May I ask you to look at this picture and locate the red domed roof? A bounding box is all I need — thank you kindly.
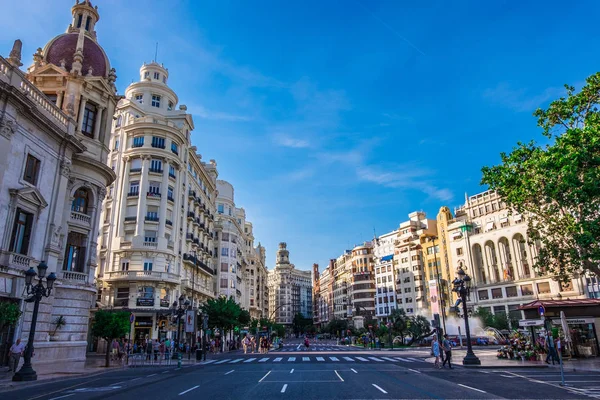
[45,33,108,77]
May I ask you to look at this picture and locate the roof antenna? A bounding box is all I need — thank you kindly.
[154,42,158,62]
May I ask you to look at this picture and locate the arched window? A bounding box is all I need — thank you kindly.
[72,188,90,214]
[85,16,92,31]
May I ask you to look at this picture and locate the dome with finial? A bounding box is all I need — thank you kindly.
[40,0,109,77]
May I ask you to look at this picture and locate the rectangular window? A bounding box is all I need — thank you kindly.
[121,260,129,271]
[144,231,157,243]
[63,232,86,272]
[153,72,160,80]
[491,288,503,299]
[168,101,173,111]
[132,136,144,147]
[537,282,551,294]
[478,289,489,300]
[221,263,229,272]
[220,279,228,288]
[151,95,161,108]
[506,286,518,297]
[129,181,140,196]
[221,247,229,256]
[217,204,224,214]
[521,284,534,296]
[23,154,41,185]
[151,136,165,149]
[171,142,178,155]
[456,247,464,256]
[148,181,161,196]
[222,233,229,242]
[10,209,34,255]
[150,159,162,173]
[143,262,153,271]
[169,165,176,178]
[167,186,174,201]
[81,103,97,137]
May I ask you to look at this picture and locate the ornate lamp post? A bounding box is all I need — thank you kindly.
[452,267,481,365]
[13,262,57,381]
[171,294,190,359]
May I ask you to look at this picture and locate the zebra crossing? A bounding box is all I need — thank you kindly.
[200,355,424,366]
[277,345,356,352]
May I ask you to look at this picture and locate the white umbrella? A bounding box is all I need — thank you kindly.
[560,311,572,355]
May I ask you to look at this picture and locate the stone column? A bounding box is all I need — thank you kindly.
[135,156,150,237]
[93,105,104,140]
[56,90,64,109]
[77,96,87,133]
[158,159,169,240]
[118,156,130,237]
[171,163,181,243]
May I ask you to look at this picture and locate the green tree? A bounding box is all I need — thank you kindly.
[325,318,348,337]
[0,302,22,332]
[91,310,130,367]
[238,309,251,327]
[406,315,432,345]
[481,72,600,280]
[272,323,285,338]
[292,313,313,336]
[473,308,510,331]
[201,296,242,350]
[389,308,408,340]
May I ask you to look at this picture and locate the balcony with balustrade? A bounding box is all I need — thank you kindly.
[103,270,180,284]
[70,211,92,229]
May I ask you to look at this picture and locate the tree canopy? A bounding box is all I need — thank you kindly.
[481,72,600,280]
[91,310,130,367]
[201,296,242,331]
[472,308,510,331]
[0,302,21,332]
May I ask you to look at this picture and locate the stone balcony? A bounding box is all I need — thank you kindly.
[60,270,89,284]
[181,278,215,298]
[0,250,34,273]
[103,270,180,284]
[70,211,92,229]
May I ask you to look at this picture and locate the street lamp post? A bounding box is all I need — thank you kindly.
[452,267,480,365]
[171,295,190,360]
[13,262,57,382]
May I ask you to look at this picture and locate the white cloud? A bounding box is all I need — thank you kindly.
[272,133,310,149]
[189,104,252,122]
[482,83,567,112]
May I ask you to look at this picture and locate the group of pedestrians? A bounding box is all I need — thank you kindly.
[431,333,453,369]
[242,335,272,354]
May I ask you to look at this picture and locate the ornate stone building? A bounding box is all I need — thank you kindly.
[96,59,219,343]
[268,243,312,331]
[0,0,117,371]
[241,222,268,319]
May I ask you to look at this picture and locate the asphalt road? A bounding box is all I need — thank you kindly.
[2,346,598,400]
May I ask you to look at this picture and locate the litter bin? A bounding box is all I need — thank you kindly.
[196,349,202,361]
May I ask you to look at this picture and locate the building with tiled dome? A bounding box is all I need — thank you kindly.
[0,0,118,375]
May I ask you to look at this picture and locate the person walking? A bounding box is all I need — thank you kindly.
[251,336,256,354]
[442,334,453,369]
[431,336,441,369]
[7,338,25,373]
[545,333,559,365]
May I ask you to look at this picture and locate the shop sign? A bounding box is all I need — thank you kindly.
[552,317,595,325]
[136,298,155,307]
[160,299,170,308]
[519,319,543,327]
[135,320,153,327]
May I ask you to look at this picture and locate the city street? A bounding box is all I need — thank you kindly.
[2,346,599,400]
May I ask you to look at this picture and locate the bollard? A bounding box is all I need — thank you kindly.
[178,352,182,368]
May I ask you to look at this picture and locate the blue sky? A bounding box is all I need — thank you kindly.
[3,0,600,271]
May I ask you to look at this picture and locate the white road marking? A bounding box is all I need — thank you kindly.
[215,359,231,364]
[288,357,296,362]
[408,357,421,362]
[290,369,294,374]
[395,357,413,363]
[500,374,515,378]
[356,357,369,361]
[244,358,257,363]
[302,357,310,361]
[335,370,344,382]
[273,357,282,362]
[48,395,75,400]
[368,357,384,362]
[408,368,421,374]
[343,357,355,362]
[351,368,358,374]
[225,370,235,375]
[381,357,397,362]
[316,357,325,361]
[329,357,339,362]
[201,360,216,364]
[147,373,157,377]
[372,384,388,394]
[258,371,271,382]
[229,358,243,363]
[179,385,199,396]
[162,371,169,374]
[131,378,141,381]
[297,344,302,350]
[281,384,288,393]
[259,358,269,363]
[458,384,486,393]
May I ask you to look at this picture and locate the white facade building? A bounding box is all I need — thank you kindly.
[97,60,218,344]
[268,243,312,329]
[373,231,398,321]
[447,190,586,323]
[0,0,118,371]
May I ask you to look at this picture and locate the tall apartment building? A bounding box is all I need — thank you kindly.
[312,263,320,325]
[268,243,312,330]
[241,222,268,319]
[97,60,218,343]
[314,261,333,328]
[351,242,376,320]
[0,0,118,370]
[333,251,352,320]
[442,190,586,323]
[393,212,437,316]
[373,231,398,322]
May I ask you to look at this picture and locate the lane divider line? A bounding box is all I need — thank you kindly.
[281,384,288,393]
[408,369,421,374]
[351,368,358,374]
[458,383,486,393]
[179,385,199,396]
[48,394,75,400]
[225,370,235,375]
[335,370,344,382]
[372,384,388,394]
[290,369,294,374]
[259,370,271,382]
